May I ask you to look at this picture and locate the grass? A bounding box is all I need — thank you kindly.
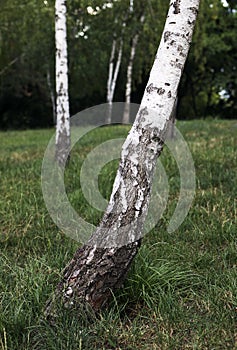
[0,119,236,349]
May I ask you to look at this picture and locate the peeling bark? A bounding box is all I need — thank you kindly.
[45,0,200,318]
[55,0,70,166]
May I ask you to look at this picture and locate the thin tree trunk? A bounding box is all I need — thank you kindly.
[106,38,123,123]
[106,10,128,124]
[46,0,200,318]
[55,0,70,166]
[0,56,20,76]
[47,67,56,124]
[123,14,145,124]
[106,39,116,123]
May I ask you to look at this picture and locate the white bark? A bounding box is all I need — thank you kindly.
[55,0,70,166]
[107,39,116,105]
[123,14,145,123]
[89,0,200,248]
[106,37,123,123]
[109,38,123,101]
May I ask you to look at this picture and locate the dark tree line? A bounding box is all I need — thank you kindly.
[0,0,236,130]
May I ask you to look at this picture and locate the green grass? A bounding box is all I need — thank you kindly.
[0,120,236,349]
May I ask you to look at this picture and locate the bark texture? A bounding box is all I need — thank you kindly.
[45,241,141,317]
[46,0,200,317]
[55,0,70,166]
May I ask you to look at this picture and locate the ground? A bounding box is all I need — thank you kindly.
[0,120,236,349]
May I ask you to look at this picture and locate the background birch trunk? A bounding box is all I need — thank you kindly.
[123,14,145,124]
[106,37,123,123]
[55,0,70,166]
[46,0,200,317]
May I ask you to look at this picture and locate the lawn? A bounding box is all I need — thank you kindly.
[0,120,236,349]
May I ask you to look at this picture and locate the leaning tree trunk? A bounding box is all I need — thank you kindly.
[46,0,200,317]
[55,0,70,167]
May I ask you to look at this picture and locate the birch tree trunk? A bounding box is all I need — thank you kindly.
[46,0,200,317]
[55,0,70,167]
[123,13,145,124]
[106,37,123,123]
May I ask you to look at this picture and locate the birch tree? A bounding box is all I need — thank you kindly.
[106,3,129,123]
[106,34,123,123]
[46,0,200,317]
[55,0,70,166]
[123,5,145,123]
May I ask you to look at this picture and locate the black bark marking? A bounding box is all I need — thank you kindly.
[146,83,157,94]
[165,83,170,86]
[137,106,148,123]
[173,0,181,14]
[188,17,197,30]
[189,7,198,15]
[168,91,172,98]
[177,45,186,57]
[169,22,176,24]
[164,31,171,43]
[170,60,182,70]
[157,88,165,95]
[146,84,152,93]
[151,135,161,143]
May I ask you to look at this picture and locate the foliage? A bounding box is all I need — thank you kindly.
[0,120,236,349]
[179,0,237,118]
[0,0,236,129]
[0,0,55,128]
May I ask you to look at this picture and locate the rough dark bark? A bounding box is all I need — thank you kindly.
[45,241,141,318]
